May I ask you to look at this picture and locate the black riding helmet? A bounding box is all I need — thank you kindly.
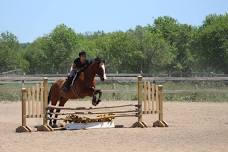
[79,51,86,57]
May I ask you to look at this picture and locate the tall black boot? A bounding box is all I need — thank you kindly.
[63,77,73,91]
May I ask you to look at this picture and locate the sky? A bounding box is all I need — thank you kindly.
[0,0,227,43]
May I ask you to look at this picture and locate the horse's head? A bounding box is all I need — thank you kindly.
[93,57,107,81]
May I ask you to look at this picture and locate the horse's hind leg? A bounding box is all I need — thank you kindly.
[49,108,54,126]
[48,97,58,127]
[52,97,68,127]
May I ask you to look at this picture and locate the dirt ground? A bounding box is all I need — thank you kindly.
[0,100,228,152]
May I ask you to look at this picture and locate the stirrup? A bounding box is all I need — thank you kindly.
[63,86,70,91]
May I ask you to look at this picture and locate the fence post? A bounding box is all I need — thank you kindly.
[132,76,147,128]
[16,88,32,132]
[153,85,168,127]
[43,78,48,125]
[37,77,53,131]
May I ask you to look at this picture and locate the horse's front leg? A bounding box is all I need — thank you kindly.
[96,89,102,102]
[92,89,102,106]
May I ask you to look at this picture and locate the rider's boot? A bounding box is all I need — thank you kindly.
[63,76,73,91]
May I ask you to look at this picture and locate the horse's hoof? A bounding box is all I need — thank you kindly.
[49,122,53,126]
[92,102,97,106]
[97,99,101,105]
[92,97,97,106]
[51,124,59,128]
[59,123,65,127]
[92,99,101,106]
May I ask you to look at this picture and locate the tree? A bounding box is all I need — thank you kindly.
[25,24,79,74]
[0,32,28,73]
[24,37,48,73]
[46,24,79,73]
[141,30,175,73]
[197,14,228,73]
[3,14,228,75]
[153,16,196,75]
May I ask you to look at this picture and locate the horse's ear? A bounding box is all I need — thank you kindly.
[95,57,100,61]
[95,57,103,63]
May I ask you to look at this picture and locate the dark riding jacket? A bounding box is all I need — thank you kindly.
[73,58,90,70]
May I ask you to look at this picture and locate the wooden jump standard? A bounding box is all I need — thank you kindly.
[16,76,168,132]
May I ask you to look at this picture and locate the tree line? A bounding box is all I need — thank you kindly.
[0,13,228,75]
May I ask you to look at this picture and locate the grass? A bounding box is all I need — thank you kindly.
[163,81,228,102]
[1,81,228,102]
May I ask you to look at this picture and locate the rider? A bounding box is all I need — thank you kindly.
[63,51,90,91]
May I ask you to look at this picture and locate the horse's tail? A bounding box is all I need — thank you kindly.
[48,85,52,105]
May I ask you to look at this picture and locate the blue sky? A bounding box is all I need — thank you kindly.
[1,0,227,42]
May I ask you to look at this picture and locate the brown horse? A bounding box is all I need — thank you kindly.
[48,58,106,127]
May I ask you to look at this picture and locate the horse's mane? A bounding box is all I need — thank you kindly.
[90,57,105,64]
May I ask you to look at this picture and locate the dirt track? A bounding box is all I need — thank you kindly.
[0,101,228,152]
